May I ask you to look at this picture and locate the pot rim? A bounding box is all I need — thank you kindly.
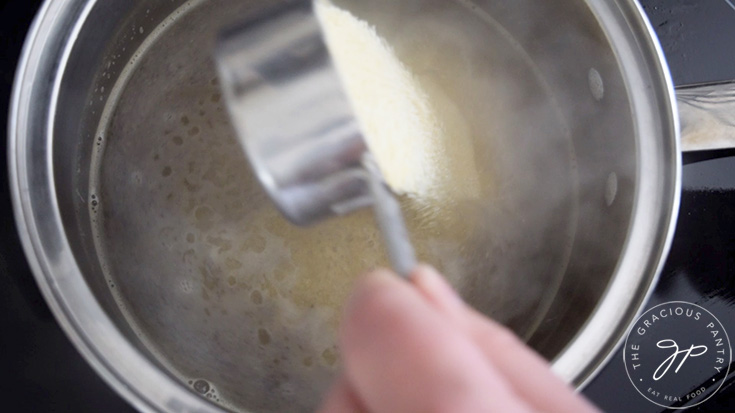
[8,0,223,411]
[8,0,681,410]
[550,0,682,389]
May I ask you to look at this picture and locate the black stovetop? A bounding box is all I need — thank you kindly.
[1,1,734,411]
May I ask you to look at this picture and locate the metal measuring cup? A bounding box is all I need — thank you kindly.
[215,0,416,277]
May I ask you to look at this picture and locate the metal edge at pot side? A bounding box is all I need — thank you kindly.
[9,0,224,411]
[551,0,682,391]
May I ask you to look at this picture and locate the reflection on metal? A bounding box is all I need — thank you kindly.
[215,1,416,276]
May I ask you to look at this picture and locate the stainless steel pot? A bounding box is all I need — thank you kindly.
[8,0,735,412]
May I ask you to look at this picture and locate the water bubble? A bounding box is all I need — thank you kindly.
[194,206,213,222]
[251,290,263,305]
[193,379,210,394]
[180,280,193,294]
[131,171,143,186]
[225,258,242,270]
[281,383,295,396]
[258,328,271,346]
[322,348,338,366]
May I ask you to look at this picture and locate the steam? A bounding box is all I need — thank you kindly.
[326,0,634,338]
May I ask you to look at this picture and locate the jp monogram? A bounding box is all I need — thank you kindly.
[624,301,731,409]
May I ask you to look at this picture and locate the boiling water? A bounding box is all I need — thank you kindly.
[89,0,577,411]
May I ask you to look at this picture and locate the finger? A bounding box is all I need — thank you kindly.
[410,265,466,317]
[462,312,601,413]
[412,266,600,413]
[318,375,366,413]
[340,269,534,413]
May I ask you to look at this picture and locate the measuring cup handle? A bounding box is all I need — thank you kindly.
[362,155,417,278]
[677,81,735,152]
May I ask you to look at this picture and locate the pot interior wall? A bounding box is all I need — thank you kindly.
[52,0,635,411]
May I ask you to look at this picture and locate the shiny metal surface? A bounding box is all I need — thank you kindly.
[550,0,680,384]
[7,0,689,411]
[362,154,417,278]
[215,1,370,225]
[9,1,218,412]
[678,82,735,152]
[215,1,416,276]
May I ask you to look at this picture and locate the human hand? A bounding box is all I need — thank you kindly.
[319,265,601,413]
